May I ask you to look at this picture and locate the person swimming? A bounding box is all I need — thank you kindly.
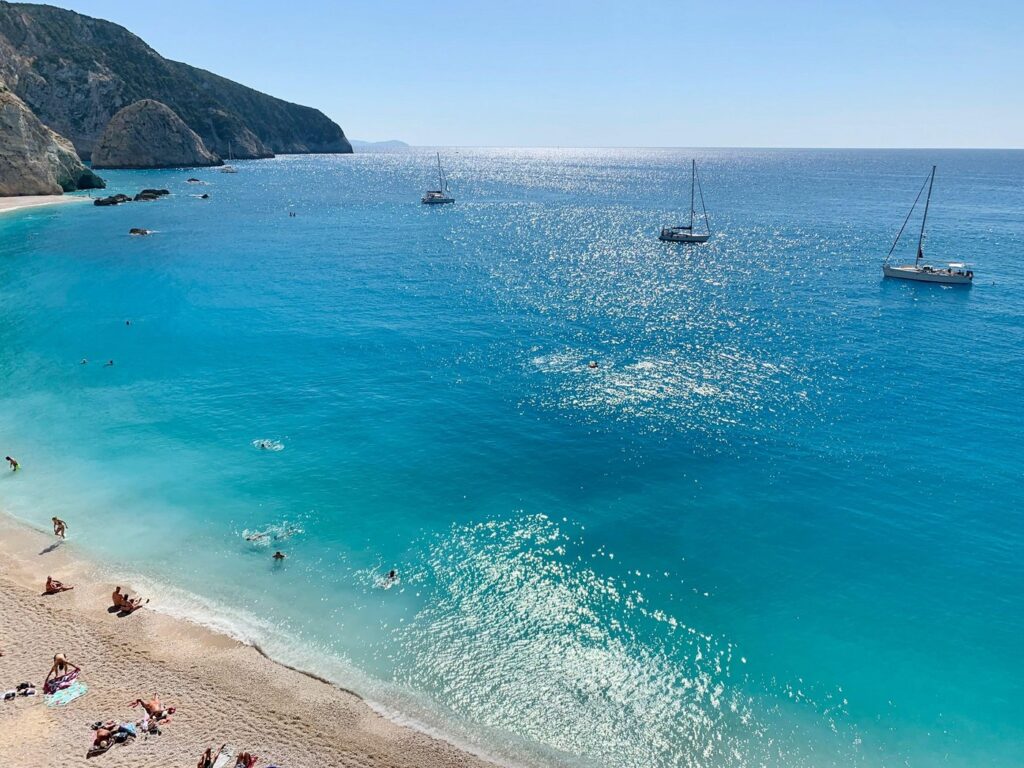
[104,360,115,367]
[272,551,286,561]
[80,358,88,365]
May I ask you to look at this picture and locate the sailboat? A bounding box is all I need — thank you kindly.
[660,159,711,243]
[421,153,454,204]
[220,141,238,173]
[882,165,972,285]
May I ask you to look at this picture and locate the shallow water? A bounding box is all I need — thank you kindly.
[1,148,1021,767]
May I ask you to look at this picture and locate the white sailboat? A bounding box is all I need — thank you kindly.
[882,165,973,285]
[220,141,238,173]
[660,159,711,243]
[421,153,454,204]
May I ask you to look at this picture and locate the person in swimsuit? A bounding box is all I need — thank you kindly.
[131,693,176,723]
[273,551,286,561]
[52,517,67,538]
[45,653,80,688]
[45,576,73,594]
[5,456,18,471]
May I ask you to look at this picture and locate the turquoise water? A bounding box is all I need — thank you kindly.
[1,148,1021,767]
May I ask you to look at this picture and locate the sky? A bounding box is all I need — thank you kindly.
[29,0,1024,148]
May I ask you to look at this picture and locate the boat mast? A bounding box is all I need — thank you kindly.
[689,159,696,230]
[436,152,444,193]
[694,162,711,235]
[916,165,936,265]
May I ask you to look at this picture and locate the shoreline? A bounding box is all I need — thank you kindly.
[0,513,500,768]
[0,194,89,215]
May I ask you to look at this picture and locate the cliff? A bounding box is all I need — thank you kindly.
[0,2,352,160]
[92,99,222,169]
[0,80,104,195]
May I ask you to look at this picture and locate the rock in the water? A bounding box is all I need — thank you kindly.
[134,188,170,201]
[92,100,223,170]
[0,80,104,196]
[93,193,132,206]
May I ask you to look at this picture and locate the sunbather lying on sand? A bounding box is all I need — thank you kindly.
[88,721,136,757]
[130,693,175,722]
[44,576,74,594]
[197,744,228,768]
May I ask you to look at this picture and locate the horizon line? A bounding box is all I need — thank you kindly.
[353,144,1024,151]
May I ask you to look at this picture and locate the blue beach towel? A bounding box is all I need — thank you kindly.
[46,680,87,706]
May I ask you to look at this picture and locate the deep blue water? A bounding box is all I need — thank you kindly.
[0,148,1021,767]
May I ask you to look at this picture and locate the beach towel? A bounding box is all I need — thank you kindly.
[211,745,235,768]
[43,669,79,695]
[46,680,88,707]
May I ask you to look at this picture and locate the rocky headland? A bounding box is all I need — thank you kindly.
[92,100,223,170]
[0,1,351,195]
[0,80,103,195]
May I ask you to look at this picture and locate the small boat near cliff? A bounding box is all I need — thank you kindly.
[220,142,238,173]
[882,165,973,285]
[422,153,454,204]
[660,159,711,243]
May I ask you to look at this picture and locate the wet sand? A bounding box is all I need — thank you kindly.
[0,515,495,768]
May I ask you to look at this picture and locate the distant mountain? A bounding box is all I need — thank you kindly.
[349,139,410,149]
[0,1,352,160]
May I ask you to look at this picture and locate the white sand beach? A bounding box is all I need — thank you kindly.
[0,195,88,215]
[0,515,495,768]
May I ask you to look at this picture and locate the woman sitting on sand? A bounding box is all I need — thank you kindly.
[235,752,258,768]
[112,586,149,613]
[44,576,73,594]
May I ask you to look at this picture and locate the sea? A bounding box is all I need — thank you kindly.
[1,148,1021,768]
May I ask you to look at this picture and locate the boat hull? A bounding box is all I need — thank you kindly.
[883,265,972,285]
[660,229,709,243]
[422,196,454,205]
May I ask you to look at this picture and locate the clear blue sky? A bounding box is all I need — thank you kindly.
[35,0,1024,147]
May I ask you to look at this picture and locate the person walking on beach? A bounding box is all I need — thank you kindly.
[52,517,67,538]
[5,455,18,471]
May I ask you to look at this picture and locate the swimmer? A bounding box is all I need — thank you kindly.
[52,517,67,538]
[5,456,19,472]
[379,568,399,588]
[126,320,131,326]
[273,525,301,541]
[272,551,286,561]
[104,360,114,367]
[80,358,88,365]
[588,360,598,369]
[245,532,268,542]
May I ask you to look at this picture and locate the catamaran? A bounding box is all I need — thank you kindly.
[422,153,454,204]
[882,165,973,285]
[660,159,711,243]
